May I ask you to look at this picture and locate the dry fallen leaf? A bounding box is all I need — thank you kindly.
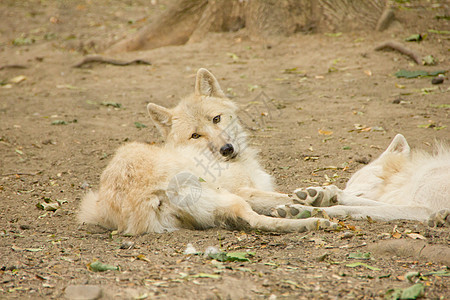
[392,232,402,239]
[406,233,426,240]
[10,75,27,84]
[318,129,333,135]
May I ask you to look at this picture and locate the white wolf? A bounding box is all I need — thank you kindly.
[78,68,335,234]
[274,134,450,226]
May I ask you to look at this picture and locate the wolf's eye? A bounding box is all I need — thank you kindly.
[191,133,201,139]
[212,115,221,124]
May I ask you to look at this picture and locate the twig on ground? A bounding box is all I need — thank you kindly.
[376,7,395,31]
[73,55,151,68]
[0,64,28,70]
[1,171,41,177]
[375,41,422,64]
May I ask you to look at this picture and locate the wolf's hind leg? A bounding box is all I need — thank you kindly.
[273,203,432,222]
[428,209,450,227]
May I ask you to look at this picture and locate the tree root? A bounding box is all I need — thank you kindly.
[375,41,422,64]
[73,56,151,68]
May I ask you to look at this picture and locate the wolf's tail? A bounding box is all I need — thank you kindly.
[78,191,100,225]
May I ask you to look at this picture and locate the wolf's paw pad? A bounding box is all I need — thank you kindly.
[427,209,450,227]
[272,205,331,220]
[293,185,339,207]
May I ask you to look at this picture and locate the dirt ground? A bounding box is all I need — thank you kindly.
[0,1,449,299]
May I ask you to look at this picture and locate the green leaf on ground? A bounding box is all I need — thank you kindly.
[394,69,446,78]
[423,270,450,277]
[422,55,436,65]
[348,252,372,260]
[13,37,34,46]
[325,32,342,37]
[401,283,425,299]
[429,104,450,109]
[190,273,221,279]
[405,34,422,42]
[26,248,43,252]
[88,261,119,272]
[345,262,380,271]
[209,251,254,262]
[428,29,450,35]
[385,283,425,300]
[36,202,59,211]
[134,122,147,129]
[51,120,68,125]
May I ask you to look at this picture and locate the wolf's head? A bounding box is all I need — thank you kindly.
[147,68,247,160]
[345,134,411,198]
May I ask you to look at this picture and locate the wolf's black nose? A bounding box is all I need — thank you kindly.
[220,144,234,157]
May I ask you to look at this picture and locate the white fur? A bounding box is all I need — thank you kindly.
[78,68,334,234]
[287,134,450,222]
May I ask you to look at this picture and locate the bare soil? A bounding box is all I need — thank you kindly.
[0,1,449,299]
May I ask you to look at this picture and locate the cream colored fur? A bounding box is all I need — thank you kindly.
[279,134,450,224]
[78,68,334,234]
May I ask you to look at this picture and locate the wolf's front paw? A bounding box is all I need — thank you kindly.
[272,204,331,220]
[293,185,340,207]
[427,209,450,227]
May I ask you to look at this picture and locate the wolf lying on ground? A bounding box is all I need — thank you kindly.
[78,68,335,234]
[273,134,450,226]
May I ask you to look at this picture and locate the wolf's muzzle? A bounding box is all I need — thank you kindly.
[220,143,234,157]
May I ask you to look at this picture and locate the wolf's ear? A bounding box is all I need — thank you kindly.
[195,68,226,98]
[383,134,410,156]
[147,103,172,138]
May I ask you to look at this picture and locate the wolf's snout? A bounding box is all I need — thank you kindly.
[220,144,234,157]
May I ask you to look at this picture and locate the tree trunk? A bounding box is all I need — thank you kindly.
[107,0,388,53]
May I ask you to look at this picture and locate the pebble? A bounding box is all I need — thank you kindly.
[431,75,444,85]
[341,231,355,239]
[183,243,197,255]
[203,246,219,257]
[65,285,102,300]
[355,157,370,164]
[120,241,134,250]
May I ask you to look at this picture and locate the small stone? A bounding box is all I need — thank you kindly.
[315,253,329,262]
[431,76,444,85]
[184,243,197,255]
[80,182,90,190]
[120,241,134,250]
[19,224,31,230]
[204,246,220,257]
[341,232,354,239]
[355,157,370,164]
[65,285,102,300]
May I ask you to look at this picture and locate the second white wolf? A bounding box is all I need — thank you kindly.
[274,134,450,226]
